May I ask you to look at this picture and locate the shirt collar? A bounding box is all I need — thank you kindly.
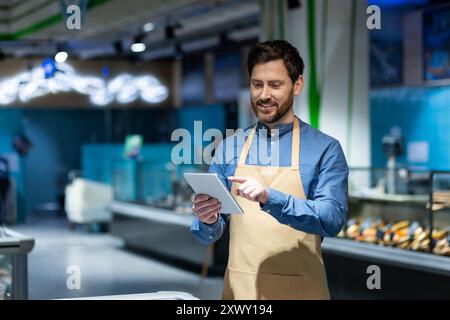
[255,117,297,138]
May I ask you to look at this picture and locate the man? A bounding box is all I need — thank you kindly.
[190,40,348,300]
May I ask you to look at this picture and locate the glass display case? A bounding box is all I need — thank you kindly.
[337,168,450,257]
[0,227,34,300]
[430,171,450,256]
[110,158,228,274]
[111,158,207,215]
[0,252,12,299]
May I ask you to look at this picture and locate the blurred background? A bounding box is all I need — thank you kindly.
[0,0,449,300]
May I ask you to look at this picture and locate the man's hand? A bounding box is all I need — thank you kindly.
[228,176,269,204]
[192,194,221,224]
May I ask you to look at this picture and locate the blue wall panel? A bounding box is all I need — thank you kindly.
[1,104,224,220]
[0,109,26,222]
[22,110,106,215]
[82,144,175,202]
[371,86,450,170]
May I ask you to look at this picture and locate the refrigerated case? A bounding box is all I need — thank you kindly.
[335,168,449,256]
[429,171,450,256]
[0,228,34,300]
[111,158,197,212]
[110,161,450,298]
[322,168,450,299]
[110,159,228,275]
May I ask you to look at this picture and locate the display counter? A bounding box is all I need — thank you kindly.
[63,291,199,300]
[110,201,228,276]
[109,166,450,298]
[111,201,192,227]
[322,237,450,276]
[323,169,450,298]
[0,227,34,300]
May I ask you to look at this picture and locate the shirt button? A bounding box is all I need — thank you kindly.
[209,236,213,239]
[208,227,212,231]
[270,141,275,146]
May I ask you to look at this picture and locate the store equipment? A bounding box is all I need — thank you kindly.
[0,228,34,300]
[65,178,113,225]
[382,128,403,194]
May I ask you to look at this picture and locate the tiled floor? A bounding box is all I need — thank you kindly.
[13,214,224,300]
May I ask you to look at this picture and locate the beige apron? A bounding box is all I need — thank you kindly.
[222,118,330,300]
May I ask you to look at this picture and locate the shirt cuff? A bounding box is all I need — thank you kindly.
[260,188,289,218]
[191,216,221,233]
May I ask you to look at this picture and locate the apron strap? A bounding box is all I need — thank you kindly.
[291,117,300,169]
[238,124,257,165]
[237,118,301,167]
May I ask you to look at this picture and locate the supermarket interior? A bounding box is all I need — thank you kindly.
[0,0,450,300]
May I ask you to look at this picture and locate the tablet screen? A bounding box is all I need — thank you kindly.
[184,173,243,214]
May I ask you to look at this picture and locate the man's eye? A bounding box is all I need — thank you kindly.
[252,83,262,88]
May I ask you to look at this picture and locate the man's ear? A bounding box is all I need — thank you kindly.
[293,76,304,96]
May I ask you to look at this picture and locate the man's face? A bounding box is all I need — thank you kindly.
[250,59,303,124]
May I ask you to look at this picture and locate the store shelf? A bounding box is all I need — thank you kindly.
[322,238,450,277]
[110,201,193,227]
[349,192,428,204]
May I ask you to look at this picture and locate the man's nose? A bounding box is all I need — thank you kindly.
[260,85,272,100]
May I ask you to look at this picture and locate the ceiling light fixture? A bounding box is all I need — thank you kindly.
[143,22,155,32]
[55,51,68,63]
[131,34,146,53]
[0,63,168,106]
[130,43,146,53]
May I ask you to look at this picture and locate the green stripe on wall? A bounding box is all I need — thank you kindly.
[10,14,62,40]
[307,0,320,128]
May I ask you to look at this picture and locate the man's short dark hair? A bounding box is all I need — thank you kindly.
[247,40,305,83]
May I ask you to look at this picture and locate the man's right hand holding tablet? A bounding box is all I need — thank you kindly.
[192,194,222,224]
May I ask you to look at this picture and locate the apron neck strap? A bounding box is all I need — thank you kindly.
[291,117,300,168]
[237,117,301,168]
[238,124,256,165]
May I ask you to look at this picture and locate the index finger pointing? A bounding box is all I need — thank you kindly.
[228,176,248,183]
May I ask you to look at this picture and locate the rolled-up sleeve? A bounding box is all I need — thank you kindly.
[261,140,349,237]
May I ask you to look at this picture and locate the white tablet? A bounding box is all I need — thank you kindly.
[184,173,243,214]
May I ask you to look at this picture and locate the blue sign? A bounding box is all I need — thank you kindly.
[41,59,56,78]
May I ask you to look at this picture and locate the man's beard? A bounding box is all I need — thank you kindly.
[251,91,294,124]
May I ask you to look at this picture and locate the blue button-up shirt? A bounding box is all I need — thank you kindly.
[191,117,349,244]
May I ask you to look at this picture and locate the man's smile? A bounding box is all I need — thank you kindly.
[257,102,278,112]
